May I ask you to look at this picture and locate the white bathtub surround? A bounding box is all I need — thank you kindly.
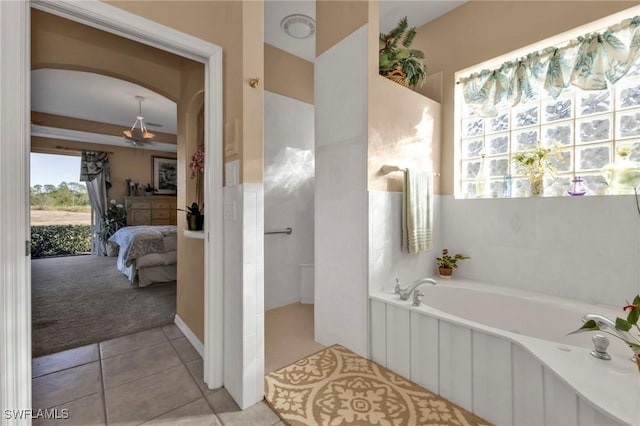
[369,191,443,293]
[264,91,314,310]
[441,195,640,307]
[223,183,264,409]
[314,25,370,356]
[370,279,639,426]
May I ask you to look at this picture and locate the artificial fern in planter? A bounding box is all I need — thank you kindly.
[379,17,428,89]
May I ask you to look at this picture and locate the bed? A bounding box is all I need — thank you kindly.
[107,225,177,287]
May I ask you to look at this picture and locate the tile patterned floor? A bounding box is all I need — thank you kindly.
[32,325,283,426]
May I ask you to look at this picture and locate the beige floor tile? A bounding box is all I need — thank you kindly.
[32,344,99,378]
[102,341,182,389]
[265,303,325,373]
[33,392,105,426]
[104,364,201,426]
[162,324,184,340]
[185,358,213,395]
[205,387,240,414]
[32,362,102,410]
[100,327,167,359]
[142,398,221,425]
[205,388,240,416]
[216,401,279,426]
[171,337,201,363]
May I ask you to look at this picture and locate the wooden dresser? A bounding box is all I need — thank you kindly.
[124,196,177,226]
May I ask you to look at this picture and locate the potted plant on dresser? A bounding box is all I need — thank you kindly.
[436,249,470,278]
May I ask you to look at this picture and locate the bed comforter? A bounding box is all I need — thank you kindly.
[108,225,177,285]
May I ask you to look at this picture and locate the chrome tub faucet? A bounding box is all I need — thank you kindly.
[582,313,640,360]
[395,277,437,301]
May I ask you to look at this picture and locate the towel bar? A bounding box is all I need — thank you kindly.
[265,227,292,235]
[380,165,440,176]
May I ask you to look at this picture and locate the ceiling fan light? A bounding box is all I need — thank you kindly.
[123,96,155,144]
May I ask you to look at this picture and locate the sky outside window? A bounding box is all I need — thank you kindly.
[31,153,82,186]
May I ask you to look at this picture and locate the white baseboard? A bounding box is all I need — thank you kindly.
[174,314,204,357]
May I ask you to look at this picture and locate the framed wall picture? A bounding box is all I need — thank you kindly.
[152,156,177,195]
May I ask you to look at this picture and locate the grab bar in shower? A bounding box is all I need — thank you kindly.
[265,227,292,235]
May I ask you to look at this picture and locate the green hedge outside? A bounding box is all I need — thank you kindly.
[31,225,91,258]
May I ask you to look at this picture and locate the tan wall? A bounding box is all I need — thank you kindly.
[32,9,184,101]
[368,76,441,193]
[106,0,264,339]
[241,1,265,184]
[412,0,638,195]
[316,0,368,56]
[367,1,441,194]
[31,137,176,204]
[176,61,205,340]
[264,43,314,104]
[107,0,264,184]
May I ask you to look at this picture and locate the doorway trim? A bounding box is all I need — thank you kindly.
[0,0,224,414]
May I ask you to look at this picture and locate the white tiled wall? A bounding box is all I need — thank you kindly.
[223,185,242,404]
[441,195,640,306]
[264,91,314,310]
[223,183,264,409]
[368,191,443,293]
[314,25,369,356]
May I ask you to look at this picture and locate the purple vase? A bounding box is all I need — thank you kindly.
[568,176,587,196]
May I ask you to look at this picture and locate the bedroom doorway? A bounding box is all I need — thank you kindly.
[29,56,184,356]
[0,0,225,414]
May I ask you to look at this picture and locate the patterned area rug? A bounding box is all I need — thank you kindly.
[265,344,492,426]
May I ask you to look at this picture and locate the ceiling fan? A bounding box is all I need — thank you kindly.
[123,95,155,144]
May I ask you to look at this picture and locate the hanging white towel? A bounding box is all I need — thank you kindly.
[402,169,433,254]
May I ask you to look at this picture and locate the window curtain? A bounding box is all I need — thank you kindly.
[79,151,111,256]
[460,16,640,117]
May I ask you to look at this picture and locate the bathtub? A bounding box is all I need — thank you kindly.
[370,279,640,426]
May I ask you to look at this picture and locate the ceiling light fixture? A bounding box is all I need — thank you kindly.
[123,96,155,143]
[280,14,315,39]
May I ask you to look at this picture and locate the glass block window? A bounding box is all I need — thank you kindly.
[457,55,640,198]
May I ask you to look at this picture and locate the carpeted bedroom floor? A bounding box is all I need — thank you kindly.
[31,255,176,357]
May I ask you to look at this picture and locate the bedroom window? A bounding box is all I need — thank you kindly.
[455,13,640,198]
[30,153,91,256]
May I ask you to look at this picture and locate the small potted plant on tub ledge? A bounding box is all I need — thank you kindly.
[436,249,470,279]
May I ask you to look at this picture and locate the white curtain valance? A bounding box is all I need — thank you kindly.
[460,16,640,117]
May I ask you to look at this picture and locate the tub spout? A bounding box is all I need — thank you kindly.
[582,313,640,356]
[395,277,437,301]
